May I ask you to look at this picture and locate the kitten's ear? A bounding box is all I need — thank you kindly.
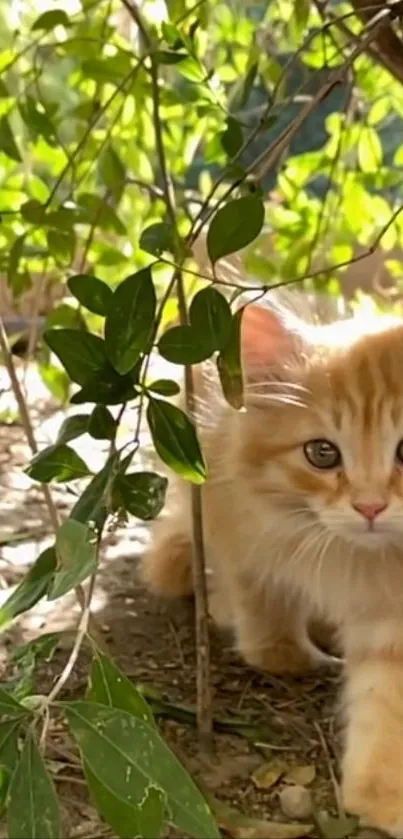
[241,304,301,380]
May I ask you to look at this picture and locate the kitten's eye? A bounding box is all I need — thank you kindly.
[303,439,341,470]
[396,441,403,464]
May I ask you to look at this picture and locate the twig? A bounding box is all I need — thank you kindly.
[314,720,344,817]
[121,0,213,751]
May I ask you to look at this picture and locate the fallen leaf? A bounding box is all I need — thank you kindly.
[316,810,359,838]
[284,765,316,786]
[210,795,314,838]
[251,759,287,789]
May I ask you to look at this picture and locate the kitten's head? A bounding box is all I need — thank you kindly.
[239,300,403,550]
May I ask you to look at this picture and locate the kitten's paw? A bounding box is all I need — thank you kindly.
[140,533,193,598]
[343,765,403,838]
[241,639,336,675]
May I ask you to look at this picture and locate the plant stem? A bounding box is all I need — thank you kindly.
[120,0,213,750]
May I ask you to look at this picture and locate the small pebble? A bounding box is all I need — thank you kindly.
[279,785,313,819]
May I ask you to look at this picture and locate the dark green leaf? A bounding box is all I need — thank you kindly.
[0,547,56,629]
[68,274,113,317]
[84,763,164,839]
[57,414,89,445]
[207,197,264,264]
[88,405,116,440]
[295,0,311,28]
[221,118,243,158]
[65,701,219,838]
[44,329,108,386]
[8,734,60,839]
[99,146,126,202]
[155,50,187,64]
[88,648,153,722]
[77,193,126,235]
[0,720,21,815]
[0,719,20,769]
[8,235,25,286]
[139,222,176,257]
[26,444,90,483]
[20,199,45,223]
[113,471,167,520]
[190,287,232,352]
[217,309,244,409]
[147,398,206,484]
[158,325,210,364]
[46,229,75,266]
[49,520,97,600]
[71,453,119,528]
[147,379,180,397]
[32,9,70,29]
[70,372,136,406]
[0,116,22,163]
[0,688,30,719]
[105,268,156,375]
[237,62,258,109]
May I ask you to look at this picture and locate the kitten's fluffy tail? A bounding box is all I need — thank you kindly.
[140,525,194,598]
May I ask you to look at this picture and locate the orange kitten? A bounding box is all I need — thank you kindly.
[142,299,403,837]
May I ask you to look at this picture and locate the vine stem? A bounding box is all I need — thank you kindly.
[120,0,213,751]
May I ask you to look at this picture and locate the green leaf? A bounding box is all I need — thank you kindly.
[0,688,30,719]
[38,361,70,404]
[147,379,180,397]
[158,325,210,364]
[49,520,97,600]
[65,701,219,838]
[0,719,20,769]
[68,275,113,317]
[88,648,153,722]
[70,376,136,406]
[113,471,167,520]
[20,199,45,223]
[295,0,310,28]
[8,734,60,839]
[71,453,119,529]
[105,268,156,375]
[99,145,126,202]
[0,547,56,629]
[221,118,243,157]
[147,398,206,484]
[57,414,89,445]
[8,235,25,286]
[0,115,22,163]
[26,444,90,483]
[86,762,164,838]
[190,287,232,352]
[139,222,176,256]
[207,197,264,264]
[46,229,75,266]
[88,405,116,441]
[357,126,383,174]
[0,719,21,815]
[32,8,70,29]
[44,329,108,386]
[155,50,187,64]
[217,309,244,409]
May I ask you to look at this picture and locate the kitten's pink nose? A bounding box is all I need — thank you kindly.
[353,501,387,521]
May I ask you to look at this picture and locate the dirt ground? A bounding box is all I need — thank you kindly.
[0,362,383,839]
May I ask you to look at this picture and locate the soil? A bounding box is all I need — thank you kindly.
[0,362,383,839]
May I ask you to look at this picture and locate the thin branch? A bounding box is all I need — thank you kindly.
[121,0,213,750]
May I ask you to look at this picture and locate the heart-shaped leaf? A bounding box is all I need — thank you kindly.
[112,471,167,520]
[26,445,90,483]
